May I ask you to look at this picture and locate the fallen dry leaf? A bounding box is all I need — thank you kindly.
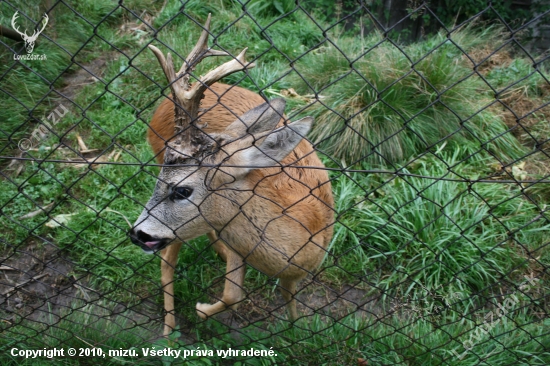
[45,213,77,229]
[511,161,528,181]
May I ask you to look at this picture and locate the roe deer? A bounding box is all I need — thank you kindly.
[129,15,334,336]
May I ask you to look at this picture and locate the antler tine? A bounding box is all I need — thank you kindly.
[187,47,255,101]
[177,14,229,76]
[148,14,227,90]
[148,44,177,86]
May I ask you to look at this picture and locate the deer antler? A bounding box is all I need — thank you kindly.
[11,12,25,39]
[28,13,49,42]
[149,14,255,160]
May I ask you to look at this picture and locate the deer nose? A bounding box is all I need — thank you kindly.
[129,228,171,253]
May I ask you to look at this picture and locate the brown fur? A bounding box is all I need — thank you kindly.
[148,84,265,162]
[146,83,334,335]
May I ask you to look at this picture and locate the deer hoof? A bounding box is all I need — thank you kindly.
[195,302,209,319]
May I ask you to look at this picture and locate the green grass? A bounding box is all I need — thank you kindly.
[1,1,549,365]
[290,25,530,166]
[3,303,547,365]
[324,147,550,303]
[0,301,161,366]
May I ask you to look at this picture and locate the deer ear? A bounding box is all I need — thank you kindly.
[213,117,312,184]
[241,116,312,167]
[225,98,286,136]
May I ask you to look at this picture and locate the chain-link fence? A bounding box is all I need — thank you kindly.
[1,0,549,365]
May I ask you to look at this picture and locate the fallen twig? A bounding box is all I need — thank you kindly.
[76,134,88,152]
[19,202,55,220]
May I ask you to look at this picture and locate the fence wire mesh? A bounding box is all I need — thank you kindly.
[0,0,549,365]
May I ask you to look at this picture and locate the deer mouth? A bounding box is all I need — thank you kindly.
[142,240,170,253]
[137,238,171,253]
[129,229,172,253]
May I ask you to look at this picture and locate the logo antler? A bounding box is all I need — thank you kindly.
[11,11,49,54]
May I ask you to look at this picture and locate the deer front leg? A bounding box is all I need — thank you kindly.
[196,250,245,319]
[161,242,183,336]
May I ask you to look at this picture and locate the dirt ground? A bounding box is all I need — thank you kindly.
[0,237,164,340]
[173,267,386,338]
[0,239,81,325]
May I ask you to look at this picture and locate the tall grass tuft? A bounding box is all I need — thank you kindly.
[292,26,525,166]
[327,147,550,303]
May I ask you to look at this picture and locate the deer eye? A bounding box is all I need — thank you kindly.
[171,186,193,201]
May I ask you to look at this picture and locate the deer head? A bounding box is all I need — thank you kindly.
[130,15,313,253]
[11,11,48,53]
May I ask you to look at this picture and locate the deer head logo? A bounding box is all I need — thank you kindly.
[11,11,49,54]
